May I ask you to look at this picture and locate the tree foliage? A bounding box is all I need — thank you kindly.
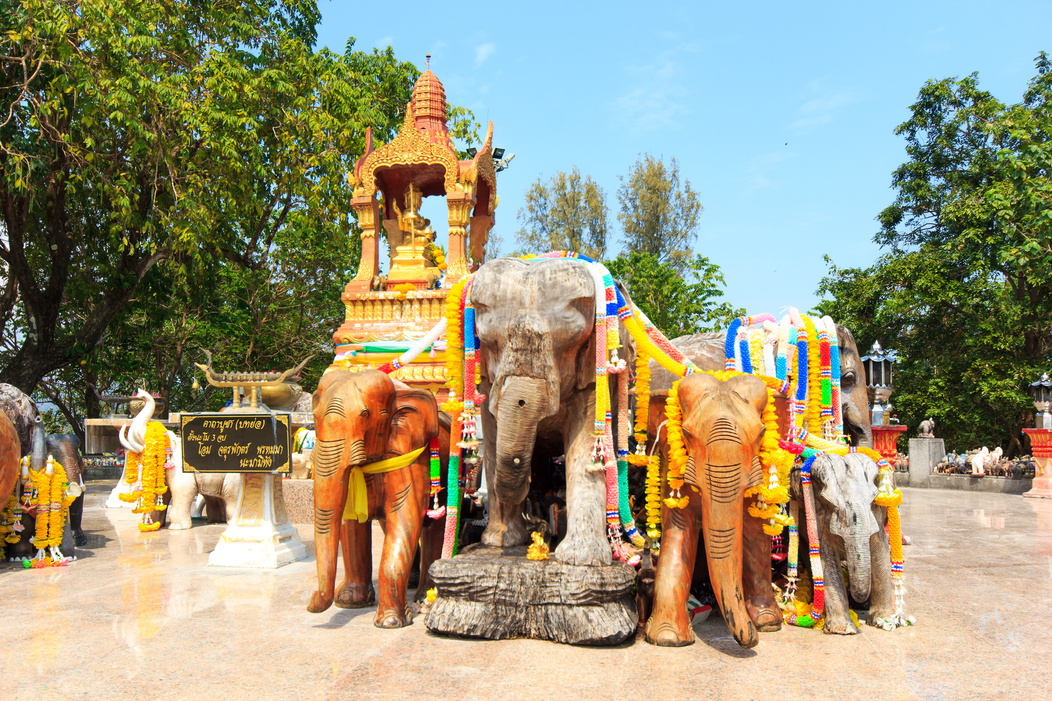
[616,154,702,273]
[606,252,742,338]
[513,167,608,259]
[0,0,475,436]
[817,53,1052,454]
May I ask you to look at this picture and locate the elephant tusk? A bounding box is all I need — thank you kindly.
[119,424,144,454]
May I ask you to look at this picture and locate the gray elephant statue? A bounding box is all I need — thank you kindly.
[47,434,87,545]
[788,452,895,634]
[918,417,935,438]
[472,257,634,566]
[0,384,82,555]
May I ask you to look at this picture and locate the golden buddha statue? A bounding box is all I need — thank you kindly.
[388,183,439,285]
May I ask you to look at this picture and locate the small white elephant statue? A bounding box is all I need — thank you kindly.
[290,427,315,480]
[118,390,240,530]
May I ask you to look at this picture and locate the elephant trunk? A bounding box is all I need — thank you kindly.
[492,376,550,505]
[839,506,873,602]
[699,418,758,649]
[346,438,367,466]
[30,417,47,471]
[843,394,872,448]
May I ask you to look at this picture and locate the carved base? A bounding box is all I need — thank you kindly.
[207,474,307,568]
[424,545,637,645]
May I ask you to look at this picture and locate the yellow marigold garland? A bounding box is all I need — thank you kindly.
[135,422,170,531]
[745,387,794,535]
[645,452,662,543]
[663,383,689,509]
[26,457,74,565]
[441,277,468,415]
[629,349,651,466]
[0,492,17,545]
[119,446,142,503]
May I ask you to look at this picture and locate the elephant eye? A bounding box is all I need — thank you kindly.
[842,371,857,391]
[360,409,370,419]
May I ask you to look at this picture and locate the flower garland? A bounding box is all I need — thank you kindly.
[630,348,651,466]
[425,243,447,271]
[440,277,473,558]
[26,456,75,567]
[134,422,169,531]
[119,446,142,504]
[663,383,689,509]
[744,387,793,535]
[0,491,18,546]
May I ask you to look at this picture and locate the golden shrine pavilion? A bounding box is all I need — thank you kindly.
[330,69,497,396]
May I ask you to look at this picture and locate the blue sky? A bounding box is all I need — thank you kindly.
[317,1,1050,318]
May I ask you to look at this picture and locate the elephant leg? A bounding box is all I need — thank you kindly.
[645,506,699,647]
[308,439,350,614]
[68,493,87,546]
[554,391,611,567]
[202,495,226,523]
[166,473,196,530]
[221,475,240,522]
[335,519,374,608]
[867,510,897,626]
[415,519,443,602]
[742,507,780,632]
[375,467,426,628]
[819,543,857,635]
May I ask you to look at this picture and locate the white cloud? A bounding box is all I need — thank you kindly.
[374,36,394,49]
[474,42,496,67]
[609,39,699,132]
[790,86,863,130]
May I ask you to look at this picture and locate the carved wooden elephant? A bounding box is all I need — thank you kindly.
[0,411,19,510]
[307,369,445,628]
[645,373,778,648]
[789,452,895,634]
[472,257,635,567]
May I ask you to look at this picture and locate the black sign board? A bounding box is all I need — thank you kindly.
[179,412,292,473]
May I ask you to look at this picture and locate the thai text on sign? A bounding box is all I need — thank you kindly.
[179,413,292,473]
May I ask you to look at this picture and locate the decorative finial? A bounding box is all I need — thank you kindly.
[426,53,431,68]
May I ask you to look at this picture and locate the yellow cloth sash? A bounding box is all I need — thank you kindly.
[342,446,426,522]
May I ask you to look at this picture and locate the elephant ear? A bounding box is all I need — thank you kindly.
[388,387,440,455]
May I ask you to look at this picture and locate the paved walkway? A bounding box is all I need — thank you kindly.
[1,483,1050,700]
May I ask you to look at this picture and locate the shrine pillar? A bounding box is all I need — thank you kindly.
[345,193,381,296]
[447,192,474,282]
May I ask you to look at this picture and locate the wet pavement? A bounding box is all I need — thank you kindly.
[1,482,1050,700]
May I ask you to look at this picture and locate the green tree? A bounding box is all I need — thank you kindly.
[0,0,475,435]
[616,154,702,273]
[606,252,742,338]
[513,167,608,259]
[817,53,1052,454]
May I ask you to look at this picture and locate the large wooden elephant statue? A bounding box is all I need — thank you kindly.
[645,373,777,648]
[788,452,895,634]
[307,369,445,628]
[472,257,634,567]
[0,411,19,509]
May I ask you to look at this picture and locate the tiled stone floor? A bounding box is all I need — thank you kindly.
[1,483,1050,700]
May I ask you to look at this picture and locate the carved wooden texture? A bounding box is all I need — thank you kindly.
[425,545,637,645]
